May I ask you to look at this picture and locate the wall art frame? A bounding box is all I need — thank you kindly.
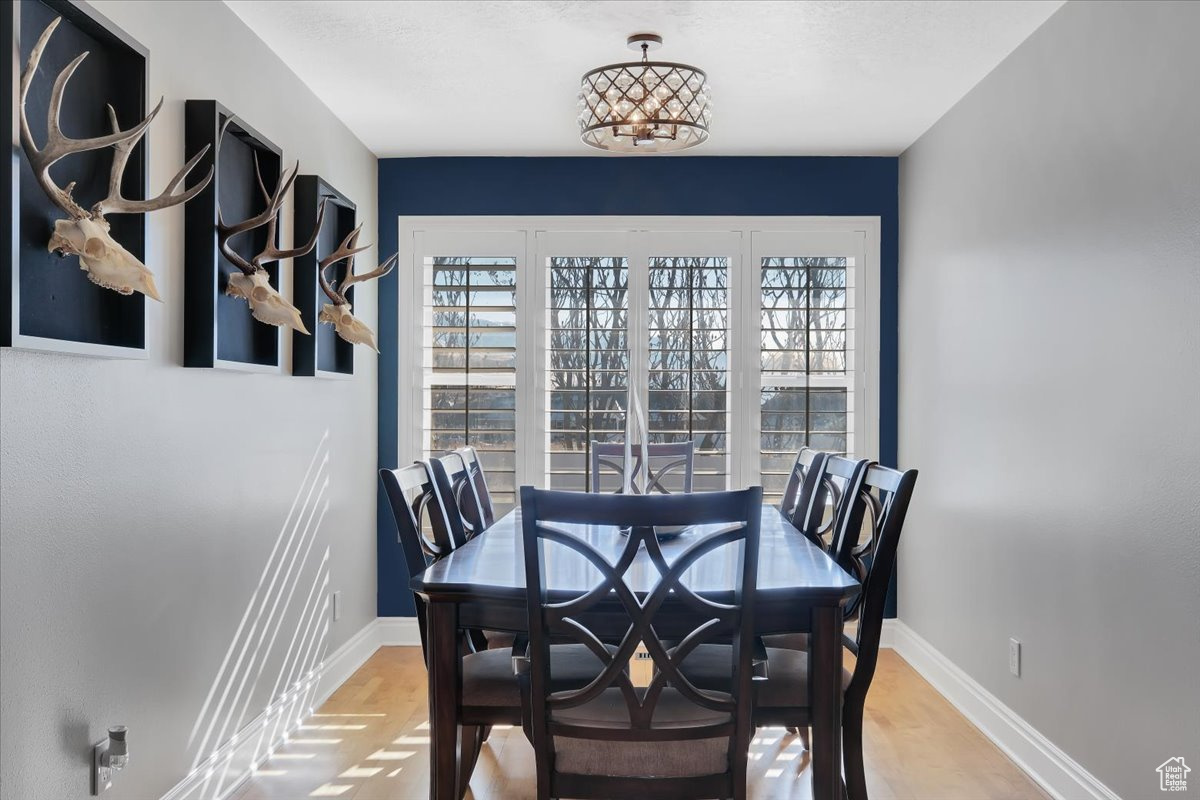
[183,98,287,372]
[3,0,150,358]
[292,175,356,378]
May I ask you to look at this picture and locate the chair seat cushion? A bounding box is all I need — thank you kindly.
[552,687,731,778]
[679,644,851,708]
[482,629,517,649]
[763,619,859,652]
[462,644,608,707]
[761,632,809,651]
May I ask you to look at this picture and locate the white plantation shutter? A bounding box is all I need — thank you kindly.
[544,254,631,492]
[646,255,731,492]
[753,231,865,505]
[403,220,877,504]
[422,255,519,511]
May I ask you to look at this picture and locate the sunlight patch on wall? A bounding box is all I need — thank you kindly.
[181,432,337,799]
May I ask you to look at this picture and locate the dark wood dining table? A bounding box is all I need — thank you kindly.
[410,503,861,800]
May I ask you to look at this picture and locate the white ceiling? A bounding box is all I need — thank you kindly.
[224,0,1063,158]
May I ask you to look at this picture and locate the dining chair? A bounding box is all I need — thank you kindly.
[424,454,514,651]
[763,454,869,653]
[379,465,612,799]
[516,485,763,800]
[778,448,828,533]
[805,454,871,551]
[425,452,488,546]
[455,445,496,530]
[589,440,696,494]
[680,463,919,800]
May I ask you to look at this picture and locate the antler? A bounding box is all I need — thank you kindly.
[19,18,165,219]
[318,224,371,305]
[258,161,329,267]
[342,250,399,293]
[214,120,328,275]
[92,106,213,218]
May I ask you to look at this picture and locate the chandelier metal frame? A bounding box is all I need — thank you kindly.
[578,34,712,153]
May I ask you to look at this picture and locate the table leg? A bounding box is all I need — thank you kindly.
[810,604,844,800]
[426,599,460,800]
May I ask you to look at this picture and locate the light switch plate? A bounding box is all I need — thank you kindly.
[1009,638,1021,676]
[332,590,342,622]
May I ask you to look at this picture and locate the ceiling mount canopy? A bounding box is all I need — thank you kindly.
[578,33,712,153]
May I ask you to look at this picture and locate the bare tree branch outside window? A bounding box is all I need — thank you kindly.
[648,257,730,492]
[548,257,629,492]
[423,252,853,508]
[760,256,852,503]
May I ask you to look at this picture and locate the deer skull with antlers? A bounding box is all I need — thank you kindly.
[18,18,213,301]
[214,122,328,334]
[317,225,397,352]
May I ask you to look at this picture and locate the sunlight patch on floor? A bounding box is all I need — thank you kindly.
[300,724,367,731]
[391,735,429,745]
[365,749,417,760]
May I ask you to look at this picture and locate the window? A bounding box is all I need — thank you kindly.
[648,257,729,492]
[759,256,854,504]
[402,219,878,500]
[422,255,518,509]
[545,256,630,491]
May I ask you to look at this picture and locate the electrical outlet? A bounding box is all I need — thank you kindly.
[92,740,113,795]
[1009,638,1021,676]
[332,591,342,622]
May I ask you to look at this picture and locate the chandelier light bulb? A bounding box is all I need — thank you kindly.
[578,33,711,152]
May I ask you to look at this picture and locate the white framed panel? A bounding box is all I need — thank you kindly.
[641,231,742,490]
[398,216,881,497]
[534,231,634,491]
[399,229,527,476]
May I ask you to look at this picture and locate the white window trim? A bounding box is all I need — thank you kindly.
[398,216,881,489]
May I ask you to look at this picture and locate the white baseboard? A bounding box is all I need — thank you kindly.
[312,619,392,707]
[376,615,423,646]
[879,617,897,649]
[889,620,1121,800]
[159,616,421,800]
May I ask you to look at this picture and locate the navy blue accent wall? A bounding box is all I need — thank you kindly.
[377,156,899,617]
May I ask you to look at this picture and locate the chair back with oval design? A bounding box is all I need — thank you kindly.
[378,464,461,652]
[806,454,869,550]
[589,440,696,494]
[778,448,827,535]
[781,451,869,551]
[455,445,496,530]
[425,452,488,546]
[518,486,761,800]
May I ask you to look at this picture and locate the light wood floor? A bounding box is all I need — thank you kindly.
[232,647,1048,800]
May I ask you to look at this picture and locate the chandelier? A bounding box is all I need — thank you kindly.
[578,34,712,153]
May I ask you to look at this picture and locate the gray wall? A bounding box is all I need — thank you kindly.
[898,2,1200,798]
[0,2,379,798]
